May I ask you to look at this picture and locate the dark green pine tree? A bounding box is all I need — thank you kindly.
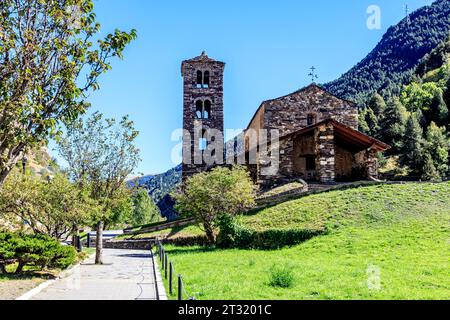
[421,154,440,181]
[367,93,387,120]
[400,113,425,175]
[424,122,450,179]
[416,108,427,128]
[379,98,408,154]
[428,90,449,127]
[363,107,379,136]
[359,109,370,134]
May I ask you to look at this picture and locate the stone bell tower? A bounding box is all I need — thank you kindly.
[181,52,225,182]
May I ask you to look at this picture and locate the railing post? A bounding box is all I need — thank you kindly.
[161,249,165,268]
[169,262,173,295]
[178,275,183,301]
[164,254,168,279]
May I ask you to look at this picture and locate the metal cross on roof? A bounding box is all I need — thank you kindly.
[308,66,318,83]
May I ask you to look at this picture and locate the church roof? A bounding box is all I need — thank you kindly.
[246,83,356,131]
[280,118,390,152]
[265,83,356,105]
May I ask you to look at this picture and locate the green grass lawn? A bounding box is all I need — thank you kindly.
[158,182,450,300]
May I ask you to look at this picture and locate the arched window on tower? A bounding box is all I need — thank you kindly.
[203,71,210,88]
[196,70,203,88]
[195,100,212,119]
[196,100,203,119]
[307,113,317,126]
[204,100,211,119]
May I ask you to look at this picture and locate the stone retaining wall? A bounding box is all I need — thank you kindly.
[103,239,154,250]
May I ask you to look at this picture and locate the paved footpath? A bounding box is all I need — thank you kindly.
[32,249,160,300]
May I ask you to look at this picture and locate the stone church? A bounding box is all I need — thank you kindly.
[181,52,390,186]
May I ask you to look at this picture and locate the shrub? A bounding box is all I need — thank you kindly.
[0,232,77,274]
[268,265,295,288]
[217,216,254,249]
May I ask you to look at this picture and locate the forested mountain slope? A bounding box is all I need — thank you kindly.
[324,0,450,105]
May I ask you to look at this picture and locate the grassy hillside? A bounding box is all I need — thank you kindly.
[158,182,450,300]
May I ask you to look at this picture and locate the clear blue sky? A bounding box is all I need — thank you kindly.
[50,0,433,175]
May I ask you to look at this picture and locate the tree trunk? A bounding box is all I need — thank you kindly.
[0,264,6,274]
[203,222,216,244]
[0,167,12,187]
[95,221,104,265]
[15,262,25,274]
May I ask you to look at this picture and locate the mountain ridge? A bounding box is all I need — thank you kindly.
[324,0,450,105]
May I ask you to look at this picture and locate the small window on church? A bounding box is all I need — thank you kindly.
[195,100,203,119]
[307,114,316,126]
[203,71,210,88]
[204,100,211,119]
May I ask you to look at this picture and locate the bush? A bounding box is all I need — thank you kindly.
[217,216,254,249]
[268,265,295,288]
[0,232,77,274]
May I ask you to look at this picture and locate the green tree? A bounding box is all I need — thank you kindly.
[362,107,379,136]
[429,90,449,126]
[0,171,95,240]
[131,188,160,226]
[421,155,440,181]
[173,166,256,244]
[0,0,137,185]
[368,93,387,119]
[379,98,408,153]
[400,82,440,113]
[358,110,370,135]
[57,112,140,264]
[424,122,449,179]
[400,114,425,175]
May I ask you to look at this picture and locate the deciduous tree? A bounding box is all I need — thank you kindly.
[57,112,140,264]
[0,171,95,240]
[173,166,256,244]
[0,0,136,185]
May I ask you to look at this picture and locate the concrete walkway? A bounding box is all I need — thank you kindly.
[31,249,162,300]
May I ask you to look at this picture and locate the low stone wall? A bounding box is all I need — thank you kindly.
[103,239,155,250]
